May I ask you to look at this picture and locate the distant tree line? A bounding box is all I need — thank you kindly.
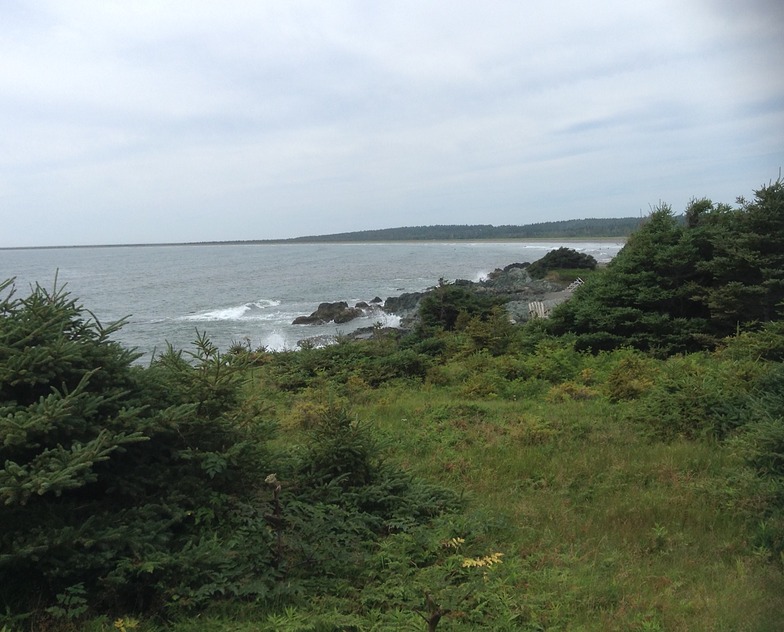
[284,217,644,242]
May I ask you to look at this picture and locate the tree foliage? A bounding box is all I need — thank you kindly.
[549,179,784,354]
[284,217,644,242]
[526,246,597,279]
[0,280,461,624]
[2,177,784,628]
[0,279,274,615]
[417,281,501,332]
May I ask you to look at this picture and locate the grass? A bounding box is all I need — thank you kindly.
[52,335,783,631]
[341,380,784,631]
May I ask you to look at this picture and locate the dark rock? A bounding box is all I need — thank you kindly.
[480,266,534,292]
[504,300,531,324]
[334,307,363,323]
[292,301,364,325]
[383,291,426,329]
[292,315,317,325]
[383,291,425,315]
[294,255,576,332]
[297,334,336,348]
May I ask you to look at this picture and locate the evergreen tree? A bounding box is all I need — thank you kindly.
[417,281,500,332]
[697,180,784,328]
[549,206,708,354]
[548,179,784,354]
[0,280,273,616]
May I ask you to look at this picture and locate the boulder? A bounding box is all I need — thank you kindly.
[292,301,364,325]
[481,266,533,292]
[382,291,427,329]
[383,291,425,314]
[334,306,364,324]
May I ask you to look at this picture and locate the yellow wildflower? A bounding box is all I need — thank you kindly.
[461,552,504,568]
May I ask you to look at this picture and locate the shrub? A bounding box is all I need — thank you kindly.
[717,320,784,362]
[527,247,597,279]
[730,365,784,557]
[279,406,463,589]
[286,398,332,430]
[459,369,506,398]
[630,353,769,439]
[417,281,500,332]
[0,280,273,617]
[357,348,432,386]
[519,338,583,384]
[604,351,659,401]
[463,306,516,356]
[545,381,600,402]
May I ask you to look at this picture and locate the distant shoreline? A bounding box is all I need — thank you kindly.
[2,218,641,250]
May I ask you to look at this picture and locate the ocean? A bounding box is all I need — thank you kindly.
[0,241,623,361]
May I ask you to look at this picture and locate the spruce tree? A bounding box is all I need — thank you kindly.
[698,179,784,327]
[0,279,273,617]
[549,179,784,355]
[549,206,708,354]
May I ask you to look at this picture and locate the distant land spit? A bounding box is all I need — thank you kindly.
[281,218,641,243]
[4,217,643,250]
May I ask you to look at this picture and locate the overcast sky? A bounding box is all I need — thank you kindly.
[1,1,782,247]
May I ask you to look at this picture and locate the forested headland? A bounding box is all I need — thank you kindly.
[274,217,641,243]
[1,179,783,631]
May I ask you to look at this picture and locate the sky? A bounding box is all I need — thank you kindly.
[1,1,782,247]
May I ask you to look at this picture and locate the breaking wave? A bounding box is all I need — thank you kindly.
[180,299,282,322]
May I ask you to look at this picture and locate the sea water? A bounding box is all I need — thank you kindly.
[0,241,623,361]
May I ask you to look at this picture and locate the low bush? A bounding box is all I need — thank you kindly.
[604,350,660,401]
[417,281,501,332]
[527,247,597,279]
[630,352,770,439]
[730,365,784,558]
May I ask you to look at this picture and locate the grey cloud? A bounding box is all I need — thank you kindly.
[1,0,782,246]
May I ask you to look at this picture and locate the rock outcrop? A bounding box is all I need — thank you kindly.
[379,265,573,327]
[292,301,367,325]
[382,291,425,327]
[482,270,566,320]
[292,262,579,329]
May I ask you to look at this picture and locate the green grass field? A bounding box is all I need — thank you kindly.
[145,331,783,631]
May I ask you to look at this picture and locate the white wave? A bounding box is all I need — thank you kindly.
[260,331,289,352]
[183,305,249,321]
[379,313,401,328]
[180,299,281,322]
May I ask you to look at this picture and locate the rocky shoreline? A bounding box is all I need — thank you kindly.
[291,262,578,341]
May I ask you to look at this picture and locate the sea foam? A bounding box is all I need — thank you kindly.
[181,299,281,322]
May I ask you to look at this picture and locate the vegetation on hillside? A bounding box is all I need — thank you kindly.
[283,217,642,242]
[1,179,782,631]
